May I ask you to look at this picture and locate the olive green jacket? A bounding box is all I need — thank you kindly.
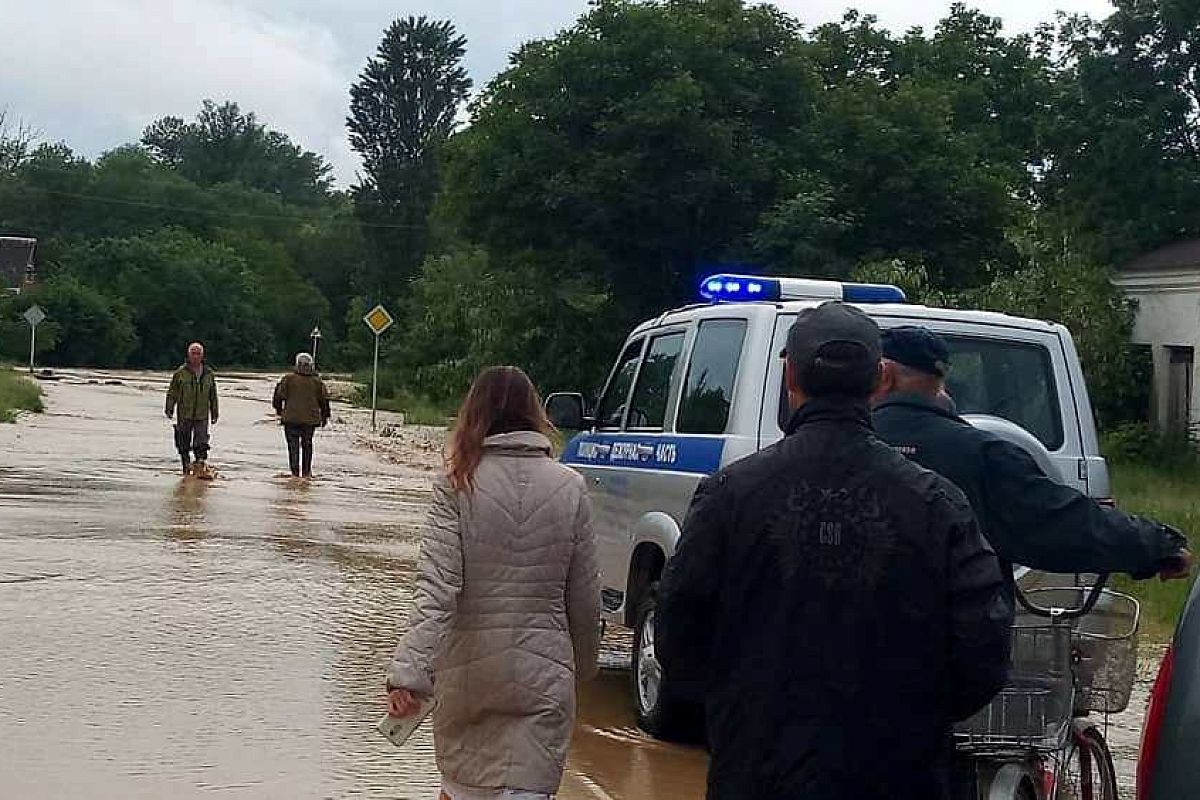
[166,365,219,422]
[273,372,330,427]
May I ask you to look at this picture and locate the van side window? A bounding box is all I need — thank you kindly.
[627,332,685,430]
[596,339,644,429]
[678,320,748,434]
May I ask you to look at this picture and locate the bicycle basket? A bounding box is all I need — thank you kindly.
[955,623,1074,751]
[1020,587,1141,714]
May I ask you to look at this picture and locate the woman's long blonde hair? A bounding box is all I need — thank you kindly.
[447,366,553,491]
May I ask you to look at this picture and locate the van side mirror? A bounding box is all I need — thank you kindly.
[546,392,588,431]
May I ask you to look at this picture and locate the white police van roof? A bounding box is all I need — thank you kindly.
[634,274,1062,336]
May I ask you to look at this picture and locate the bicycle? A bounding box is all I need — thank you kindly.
[954,574,1140,800]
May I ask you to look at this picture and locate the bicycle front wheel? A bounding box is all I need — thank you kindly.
[1057,723,1118,800]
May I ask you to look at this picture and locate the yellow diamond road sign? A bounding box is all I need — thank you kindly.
[363,304,394,336]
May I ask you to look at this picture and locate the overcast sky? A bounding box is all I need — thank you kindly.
[0,0,1115,187]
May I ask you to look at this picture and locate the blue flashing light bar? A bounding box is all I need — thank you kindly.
[699,273,906,304]
[842,281,907,303]
[699,275,781,302]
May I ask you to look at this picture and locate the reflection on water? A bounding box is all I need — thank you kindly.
[169,477,211,540]
[269,476,313,524]
[0,374,707,800]
[565,673,708,800]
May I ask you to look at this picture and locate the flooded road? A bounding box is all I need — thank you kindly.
[0,373,704,799]
[1,372,1152,798]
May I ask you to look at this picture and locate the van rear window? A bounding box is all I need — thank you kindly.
[942,337,1063,450]
[776,335,1065,450]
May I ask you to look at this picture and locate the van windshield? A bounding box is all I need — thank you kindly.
[777,334,1065,450]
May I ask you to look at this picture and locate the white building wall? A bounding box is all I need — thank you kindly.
[1114,269,1200,429]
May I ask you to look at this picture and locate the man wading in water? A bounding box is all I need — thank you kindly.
[273,352,330,478]
[166,342,219,479]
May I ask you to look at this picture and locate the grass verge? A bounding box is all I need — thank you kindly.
[356,386,453,427]
[1109,460,1200,638]
[0,368,45,423]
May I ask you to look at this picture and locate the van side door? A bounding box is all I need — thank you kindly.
[563,330,689,613]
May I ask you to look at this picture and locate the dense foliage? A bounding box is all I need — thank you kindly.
[0,131,364,368]
[2,0,1197,427]
[142,100,334,205]
[349,17,472,300]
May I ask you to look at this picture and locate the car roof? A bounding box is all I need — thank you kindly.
[632,300,1062,337]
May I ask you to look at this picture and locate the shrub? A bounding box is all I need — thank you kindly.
[0,368,44,422]
[1102,422,1199,468]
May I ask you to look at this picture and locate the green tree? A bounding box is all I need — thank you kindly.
[348,17,472,299]
[142,100,333,204]
[50,229,276,367]
[796,7,1049,286]
[0,143,93,238]
[215,229,330,362]
[5,277,136,366]
[904,5,1054,188]
[850,258,950,306]
[0,108,38,176]
[289,199,372,336]
[72,147,214,238]
[396,249,610,400]
[1041,1,1200,262]
[0,294,59,363]
[443,0,817,333]
[0,97,374,372]
[749,174,854,277]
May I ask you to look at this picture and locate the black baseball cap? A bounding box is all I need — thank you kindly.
[881,326,951,377]
[782,302,882,394]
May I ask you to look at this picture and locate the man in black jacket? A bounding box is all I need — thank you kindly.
[656,302,1013,800]
[872,326,1192,582]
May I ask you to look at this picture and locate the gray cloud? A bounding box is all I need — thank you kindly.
[0,0,1113,187]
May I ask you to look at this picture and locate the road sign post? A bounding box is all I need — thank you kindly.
[362,304,394,432]
[310,325,322,368]
[371,336,380,430]
[22,304,45,374]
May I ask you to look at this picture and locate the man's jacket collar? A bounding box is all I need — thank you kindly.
[784,397,872,436]
[873,391,962,422]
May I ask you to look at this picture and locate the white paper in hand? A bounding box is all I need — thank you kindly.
[377,697,435,747]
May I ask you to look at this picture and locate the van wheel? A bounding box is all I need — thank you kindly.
[631,586,703,742]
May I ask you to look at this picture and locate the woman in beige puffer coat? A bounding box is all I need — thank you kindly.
[386,366,602,800]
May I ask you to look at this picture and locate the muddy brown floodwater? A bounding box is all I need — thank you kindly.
[0,372,1151,798]
[0,372,704,800]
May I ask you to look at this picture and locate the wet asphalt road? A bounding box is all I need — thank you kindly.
[0,373,704,800]
[0,371,1149,798]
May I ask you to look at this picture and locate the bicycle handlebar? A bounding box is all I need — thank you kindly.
[1014,573,1110,619]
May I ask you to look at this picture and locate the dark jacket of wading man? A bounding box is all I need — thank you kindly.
[656,302,1013,800]
[272,360,330,427]
[387,432,602,795]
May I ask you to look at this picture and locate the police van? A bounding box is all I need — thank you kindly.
[544,274,1112,734]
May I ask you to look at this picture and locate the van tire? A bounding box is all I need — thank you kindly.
[631,586,705,743]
